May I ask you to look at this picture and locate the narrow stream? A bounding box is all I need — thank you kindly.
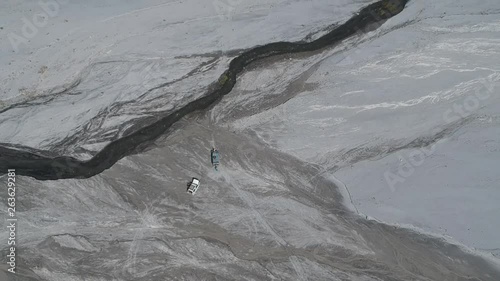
[0,0,410,180]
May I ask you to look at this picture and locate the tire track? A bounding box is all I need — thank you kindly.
[219,170,306,281]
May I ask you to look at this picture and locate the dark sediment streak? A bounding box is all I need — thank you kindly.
[0,0,409,180]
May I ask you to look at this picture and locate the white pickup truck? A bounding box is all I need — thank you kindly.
[187,178,200,195]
